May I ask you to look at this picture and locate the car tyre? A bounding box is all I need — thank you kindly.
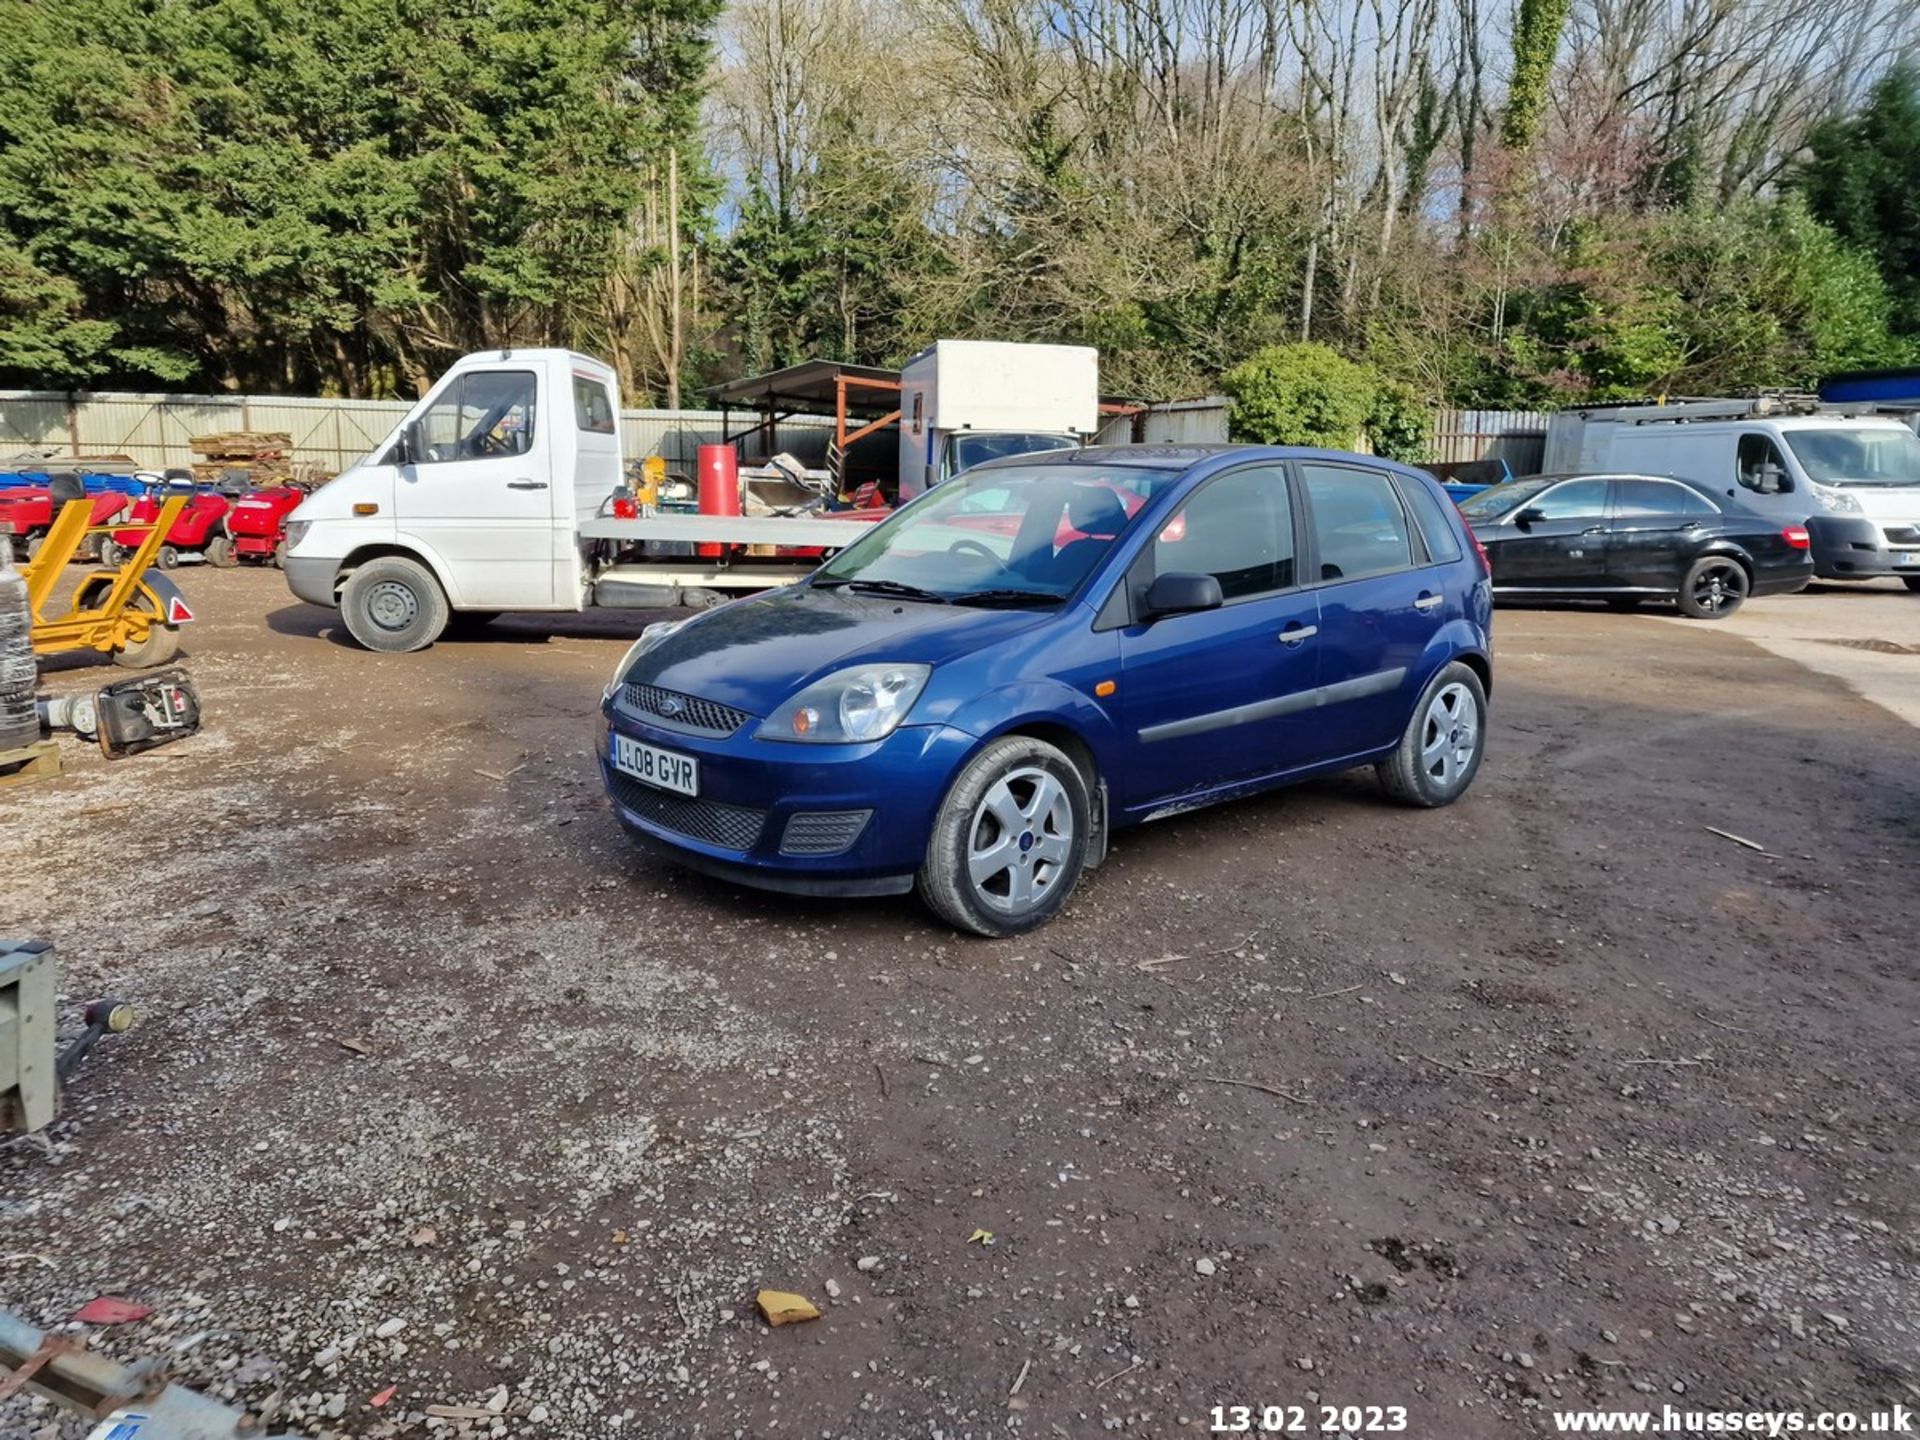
[1376,661,1487,809]
[340,555,450,653]
[917,735,1090,938]
[1676,556,1749,619]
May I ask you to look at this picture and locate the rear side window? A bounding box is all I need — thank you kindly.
[1396,473,1464,563]
[573,376,617,434]
[1151,465,1295,600]
[1614,479,1716,516]
[1300,463,1413,583]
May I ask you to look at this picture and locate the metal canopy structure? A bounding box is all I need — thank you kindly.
[708,360,903,494]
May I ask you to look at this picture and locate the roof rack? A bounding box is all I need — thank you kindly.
[1573,394,1831,424]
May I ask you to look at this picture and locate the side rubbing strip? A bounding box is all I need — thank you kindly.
[1138,667,1408,744]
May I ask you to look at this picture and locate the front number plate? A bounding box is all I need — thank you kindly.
[611,733,699,797]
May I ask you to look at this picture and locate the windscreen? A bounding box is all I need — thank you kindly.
[1456,475,1563,520]
[814,463,1182,603]
[1783,428,1920,486]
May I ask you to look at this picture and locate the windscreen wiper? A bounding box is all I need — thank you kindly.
[816,577,952,604]
[949,588,1067,607]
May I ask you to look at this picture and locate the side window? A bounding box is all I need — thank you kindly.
[573,376,616,434]
[414,371,538,464]
[1736,434,1792,492]
[1151,466,1295,600]
[1396,473,1464,563]
[1615,480,1716,516]
[1300,463,1413,583]
[1528,478,1609,521]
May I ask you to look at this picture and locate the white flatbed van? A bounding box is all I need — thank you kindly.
[283,349,884,650]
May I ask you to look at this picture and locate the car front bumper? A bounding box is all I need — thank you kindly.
[284,556,338,606]
[599,701,976,896]
[1808,517,1920,580]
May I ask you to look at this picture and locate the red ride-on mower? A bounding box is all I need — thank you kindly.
[100,471,236,570]
[222,480,312,567]
[0,473,129,564]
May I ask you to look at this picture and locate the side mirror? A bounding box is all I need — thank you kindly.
[1143,571,1224,618]
[1514,506,1546,527]
[393,421,422,467]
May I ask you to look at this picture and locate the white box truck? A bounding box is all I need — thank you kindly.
[282,349,885,651]
[1542,398,1920,587]
[896,340,1099,500]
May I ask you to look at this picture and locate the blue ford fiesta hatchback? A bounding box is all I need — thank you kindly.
[599,446,1493,936]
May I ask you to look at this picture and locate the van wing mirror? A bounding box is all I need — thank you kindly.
[1143,572,1224,618]
[391,420,422,467]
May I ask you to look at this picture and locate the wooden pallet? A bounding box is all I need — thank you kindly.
[0,740,60,788]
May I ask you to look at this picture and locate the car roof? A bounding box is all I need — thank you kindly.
[1509,472,1720,493]
[970,443,1428,474]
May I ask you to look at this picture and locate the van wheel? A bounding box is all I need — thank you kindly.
[917,736,1090,938]
[1377,661,1487,808]
[1677,557,1749,618]
[340,556,449,653]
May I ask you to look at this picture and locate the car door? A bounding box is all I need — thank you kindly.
[1486,477,1612,587]
[392,367,558,609]
[1298,462,1448,758]
[1111,465,1320,813]
[1606,478,1721,590]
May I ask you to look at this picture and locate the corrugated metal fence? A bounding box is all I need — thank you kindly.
[0,389,840,476]
[1,388,1549,475]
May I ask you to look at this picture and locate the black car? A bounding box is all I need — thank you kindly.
[1457,472,1813,618]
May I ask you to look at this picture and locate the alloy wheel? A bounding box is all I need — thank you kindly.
[1690,561,1748,614]
[1420,682,1480,790]
[966,765,1074,916]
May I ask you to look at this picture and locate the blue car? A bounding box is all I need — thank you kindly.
[599,446,1494,936]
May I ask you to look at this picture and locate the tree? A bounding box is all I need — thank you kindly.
[1796,66,1920,335]
[1221,344,1377,448]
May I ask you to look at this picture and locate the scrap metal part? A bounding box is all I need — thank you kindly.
[0,1310,289,1438]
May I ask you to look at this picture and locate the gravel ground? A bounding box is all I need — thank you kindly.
[2,569,1916,1439]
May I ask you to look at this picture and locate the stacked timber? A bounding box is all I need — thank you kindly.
[188,431,294,489]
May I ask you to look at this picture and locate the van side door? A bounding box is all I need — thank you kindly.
[392,367,558,609]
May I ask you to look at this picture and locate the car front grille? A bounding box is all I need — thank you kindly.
[607,772,768,852]
[620,683,752,737]
[779,810,873,856]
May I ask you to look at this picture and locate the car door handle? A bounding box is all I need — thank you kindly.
[1412,593,1442,611]
[1277,624,1317,645]
[507,478,548,490]
[1581,525,1608,535]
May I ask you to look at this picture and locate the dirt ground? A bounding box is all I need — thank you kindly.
[2,568,1916,1439]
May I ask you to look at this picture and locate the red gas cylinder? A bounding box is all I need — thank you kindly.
[696,444,741,558]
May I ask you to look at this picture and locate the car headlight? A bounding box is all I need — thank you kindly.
[283,519,311,550]
[757,663,931,744]
[603,617,695,701]
[1811,486,1862,515]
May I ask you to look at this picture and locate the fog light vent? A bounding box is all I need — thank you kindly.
[779,810,872,856]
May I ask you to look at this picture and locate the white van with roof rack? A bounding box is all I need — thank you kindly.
[1542,397,1920,589]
